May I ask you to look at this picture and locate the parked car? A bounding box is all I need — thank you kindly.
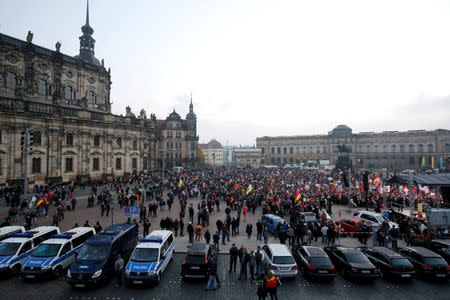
[428,240,450,264]
[398,246,449,281]
[292,245,335,281]
[360,247,415,280]
[353,210,398,229]
[324,247,378,281]
[335,217,365,235]
[181,243,217,280]
[261,214,285,234]
[261,244,297,278]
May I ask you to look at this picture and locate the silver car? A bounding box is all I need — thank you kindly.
[261,244,298,278]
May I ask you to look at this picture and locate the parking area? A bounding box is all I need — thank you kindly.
[0,253,448,300]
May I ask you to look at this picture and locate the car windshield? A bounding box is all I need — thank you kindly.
[309,257,332,266]
[348,254,370,264]
[31,243,61,258]
[391,258,412,266]
[77,244,109,261]
[131,248,159,262]
[273,256,295,265]
[424,257,447,265]
[0,242,21,256]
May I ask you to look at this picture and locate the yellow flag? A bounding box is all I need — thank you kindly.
[245,184,253,195]
[178,179,184,188]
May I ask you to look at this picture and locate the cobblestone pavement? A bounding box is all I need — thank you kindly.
[0,254,448,300]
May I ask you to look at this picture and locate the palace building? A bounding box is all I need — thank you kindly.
[257,125,450,171]
[0,3,198,186]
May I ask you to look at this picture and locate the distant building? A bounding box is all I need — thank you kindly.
[203,139,224,165]
[256,125,450,171]
[223,146,235,165]
[233,148,262,168]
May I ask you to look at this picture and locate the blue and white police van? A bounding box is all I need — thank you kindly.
[0,226,60,276]
[0,226,26,242]
[22,227,95,279]
[124,230,175,286]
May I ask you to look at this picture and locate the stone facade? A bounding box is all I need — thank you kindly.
[256,125,450,171]
[0,6,198,186]
[233,148,262,168]
[202,139,224,166]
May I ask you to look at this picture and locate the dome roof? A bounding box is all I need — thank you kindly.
[206,139,223,149]
[166,110,181,121]
[74,54,101,66]
[330,124,352,136]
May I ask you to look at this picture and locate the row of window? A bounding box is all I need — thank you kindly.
[264,143,450,155]
[23,131,139,150]
[165,142,183,150]
[357,143,436,153]
[166,131,182,138]
[30,157,139,173]
[3,72,98,102]
[266,146,328,155]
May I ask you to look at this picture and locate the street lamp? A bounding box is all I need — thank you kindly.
[160,149,164,191]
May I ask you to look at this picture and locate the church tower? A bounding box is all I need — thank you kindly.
[75,0,101,66]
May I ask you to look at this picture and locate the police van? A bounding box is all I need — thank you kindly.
[68,223,138,288]
[22,227,95,279]
[0,226,26,242]
[0,226,60,276]
[125,230,175,286]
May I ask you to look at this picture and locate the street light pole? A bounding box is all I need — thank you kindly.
[161,150,165,192]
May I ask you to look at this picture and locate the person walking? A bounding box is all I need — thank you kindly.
[179,218,185,237]
[143,219,151,237]
[265,271,280,300]
[114,254,124,287]
[204,229,211,244]
[195,223,203,242]
[187,222,194,243]
[248,250,256,281]
[255,246,263,275]
[206,258,218,291]
[94,221,102,233]
[257,272,268,300]
[229,243,239,273]
[246,223,253,239]
[213,231,220,251]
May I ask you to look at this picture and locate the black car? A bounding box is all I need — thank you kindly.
[324,247,378,280]
[398,246,449,281]
[429,240,450,264]
[292,245,335,281]
[360,247,415,280]
[181,243,217,280]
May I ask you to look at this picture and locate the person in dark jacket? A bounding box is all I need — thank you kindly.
[187,222,194,243]
[204,229,211,244]
[229,243,239,272]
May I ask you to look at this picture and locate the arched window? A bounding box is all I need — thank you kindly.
[383,145,387,152]
[5,72,17,89]
[87,90,96,104]
[400,144,405,153]
[65,85,73,100]
[323,146,328,153]
[283,147,287,154]
[37,79,48,95]
[66,133,73,146]
[261,148,265,155]
[94,135,101,147]
[445,143,450,153]
[409,144,414,153]
[31,157,41,174]
[392,144,397,152]
[132,140,138,150]
[271,147,274,154]
[32,131,42,146]
[418,144,424,152]
[427,144,434,153]
[117,137,122,148]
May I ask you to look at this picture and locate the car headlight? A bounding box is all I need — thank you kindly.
[125,269,130,275]
[67,269,71,278]
[148,270,156,275]
[92,270,102,279]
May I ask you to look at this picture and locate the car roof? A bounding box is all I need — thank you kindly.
[145,230,172,240]
[373,247,404,258]
[267,244,292,256]
[431,240,450,246]
[303,246,328,257]
[42,239,67,245]
[1,237,29,244]
[337,247,363,255]
[263,214,284,220]
[407,246,443,257]
[0,226,26,235]
[187,243,209,254]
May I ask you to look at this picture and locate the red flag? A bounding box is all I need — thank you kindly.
[233,183,240,191]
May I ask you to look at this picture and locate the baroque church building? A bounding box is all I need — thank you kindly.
[0,4,198,186]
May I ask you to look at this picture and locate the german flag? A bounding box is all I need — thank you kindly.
[35,197,43,208]
[245,184,253,196]
[293,189,301,203]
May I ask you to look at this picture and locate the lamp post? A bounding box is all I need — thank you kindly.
[160,149,165,191]
[212,152,215,176]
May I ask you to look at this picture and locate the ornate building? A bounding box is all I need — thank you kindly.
[257,125,450,171]
[0,3,198,186]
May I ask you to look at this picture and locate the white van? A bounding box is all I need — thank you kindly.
[22,227,95,279]
[0,226,60,276]
[124,230,175,286]
[0,226,26,242]
[173,166,185,173]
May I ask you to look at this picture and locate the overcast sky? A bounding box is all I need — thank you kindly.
[1,0,450,145]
